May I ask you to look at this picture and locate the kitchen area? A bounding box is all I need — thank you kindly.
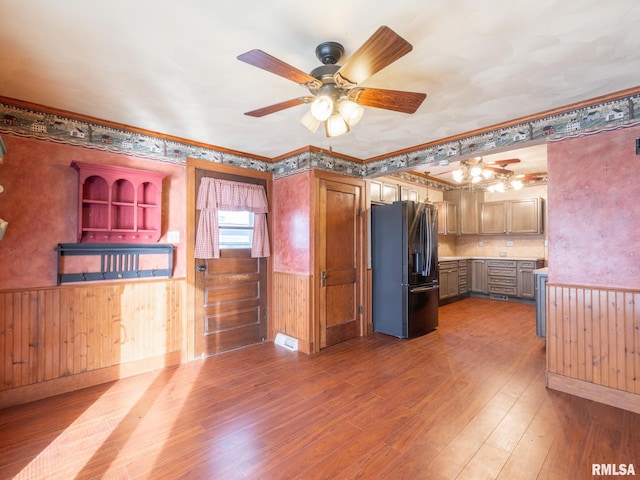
[368,145,549,339]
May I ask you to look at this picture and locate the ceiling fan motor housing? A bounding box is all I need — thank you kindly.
[315,41,344,65]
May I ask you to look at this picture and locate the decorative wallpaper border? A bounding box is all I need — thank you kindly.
[1,91,638,181]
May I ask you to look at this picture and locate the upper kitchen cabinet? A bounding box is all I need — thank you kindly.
[436,201,458,235]
[444,189,483,235]
[71,162,166,243]
[369,180,398,204]
[480,198,543,235]
[509,198,543,234]
[480,201,506,234]
[400,185,419,202]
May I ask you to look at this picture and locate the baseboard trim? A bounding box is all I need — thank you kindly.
[546,372,640,414]
[0,351,183,410]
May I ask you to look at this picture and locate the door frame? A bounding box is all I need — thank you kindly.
[313,170,366,351]
[186,157,273,360]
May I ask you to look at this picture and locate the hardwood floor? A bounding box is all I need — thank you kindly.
[1,297,638,479]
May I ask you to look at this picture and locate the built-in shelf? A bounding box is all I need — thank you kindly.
[56,243,174,285]
[71,161,166,243]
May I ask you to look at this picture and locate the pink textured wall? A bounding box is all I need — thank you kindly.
[547,124,640,289]
[273,171,313,275]
[0,135,186,289]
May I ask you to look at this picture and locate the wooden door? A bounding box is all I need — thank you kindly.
[318,179,363,349]
[194,170,268,356]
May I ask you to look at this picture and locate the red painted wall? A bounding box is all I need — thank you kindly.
[0,135,186,290]
[547,124,640,289]
[272,171,313,275]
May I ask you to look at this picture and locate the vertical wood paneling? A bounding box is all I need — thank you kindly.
[272,272,312,351]
[547,284,640,396]
[0,279,185,394]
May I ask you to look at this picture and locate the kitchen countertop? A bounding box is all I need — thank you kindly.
[439,256,545,262]
[533,267,548,275]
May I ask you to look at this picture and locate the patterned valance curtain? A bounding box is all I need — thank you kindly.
[195,177,270,259]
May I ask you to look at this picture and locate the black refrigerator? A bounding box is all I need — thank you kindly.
[371,200,439,338]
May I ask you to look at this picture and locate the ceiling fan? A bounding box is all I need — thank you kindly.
[237,26,427,137]
[434,158,522,183]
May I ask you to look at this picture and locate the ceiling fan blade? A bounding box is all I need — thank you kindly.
[488,158,521,166]
[484,166,513,174]
[244,97,310,117]
[352,87,426,114]
[335,26,413,86]
[238,50,321,88]
[517,172,547,180]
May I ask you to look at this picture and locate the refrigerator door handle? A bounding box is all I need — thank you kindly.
[424,209,432,277]
[410,285,438,293]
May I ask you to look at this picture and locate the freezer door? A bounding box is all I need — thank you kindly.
[407,284,439,337]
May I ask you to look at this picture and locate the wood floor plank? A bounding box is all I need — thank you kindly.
[1,297,639,479]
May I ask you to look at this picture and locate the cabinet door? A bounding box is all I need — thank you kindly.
[447,269,459,297]
[481,201,506,234]
[470,259,487,293]
[436,202,458,235]
[381,184,397,204]
[459,190,481,235]
[369,181,382,203]
[509,198,542,234]
[517,262,536,298]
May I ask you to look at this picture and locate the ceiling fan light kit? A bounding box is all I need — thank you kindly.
[447,157,543,192]
[238,26,426,138]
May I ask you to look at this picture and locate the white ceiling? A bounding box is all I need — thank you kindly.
[1,0,639,176]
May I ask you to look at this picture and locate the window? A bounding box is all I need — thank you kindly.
[218,210,254,249]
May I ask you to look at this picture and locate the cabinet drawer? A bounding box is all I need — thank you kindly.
[486,260,517,268]
[458,260,468,268]
[518,261,536,269]
[439,261,458,271]
[489,285,517,295]
[458,266,468,276]
[488,276,517,287]
[487,267,516,277]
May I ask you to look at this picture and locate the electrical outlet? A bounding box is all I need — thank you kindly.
[167,231,180,243]
[499,251,507,257]
[506,240,514,247]
[478,241,484,247]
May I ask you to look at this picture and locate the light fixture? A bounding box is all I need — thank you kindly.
[302,94,363,138]
[510,179,524,190]
[337,97,364,126]
[310,95,334,121]
[452,158,489,184]
[300,110,321,133]
[325,113,350,137]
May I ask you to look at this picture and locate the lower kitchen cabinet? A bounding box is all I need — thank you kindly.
[487,260,518,296]
[534,269,548,338]
[458,260,468,295]
[439,261,459,300]
[517,260,538,298]
[439,257,543,304]
[470,259,487,293]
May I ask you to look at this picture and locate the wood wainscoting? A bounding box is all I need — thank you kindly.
[0,278,186,409]
[272,272,313,354]
[546,283,640,413]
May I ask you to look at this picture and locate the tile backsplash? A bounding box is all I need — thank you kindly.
[439,234,547,261]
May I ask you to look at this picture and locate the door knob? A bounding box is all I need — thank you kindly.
[320,271,327,287]
[197,265,206,272]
